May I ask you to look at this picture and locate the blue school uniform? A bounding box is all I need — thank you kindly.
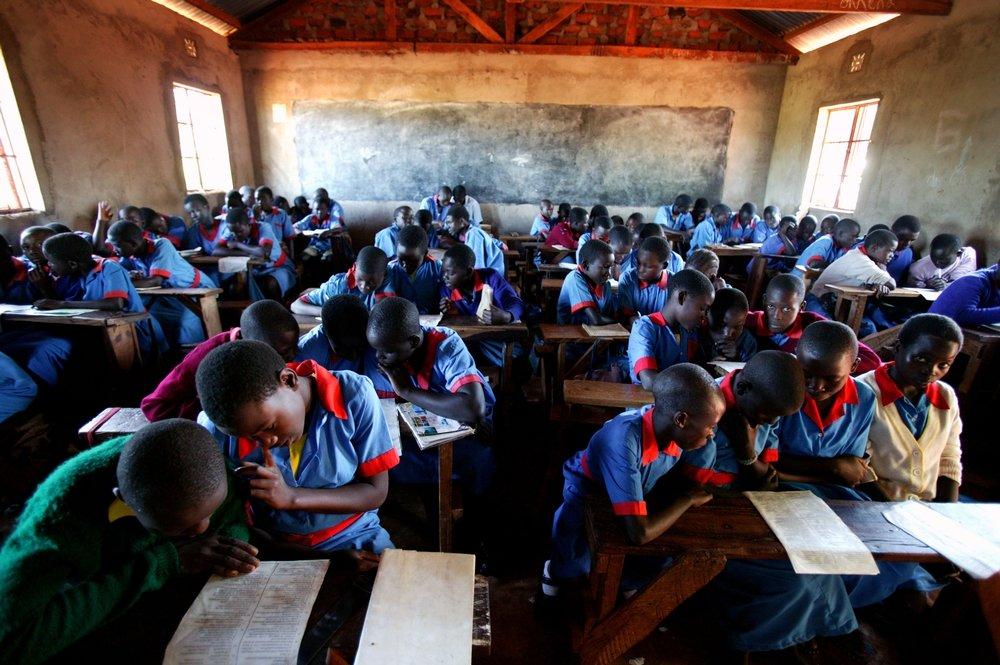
[530,215,552,238]
[295,326,395,398]
[886,247,913,284]
[556,268,617,324]
[440,268,524,366]
[199,361,398,553]
[218,221,297,298]
[182,220,227,255]
[653,204,693,232]
[0,350,35,424]
[689,219,723,250]
[795,235,848,269]
[162,216,188,248]
[1,257,35,304]
[699,327,758,362]
[751,221,778,244]
[425,226,441,249]
[460,226,505,273]
[299,263,414,311]
[293,212,343,255]
[618,269,669,319]
[759,233,798,271]
[80,257,166,357]
[720,215,759,244]
[628,312,698,384]
[373,225,400,258]
[392,256,442,314]
[420,195,451,223]
[574,232,593,264]
[257,206,295,242]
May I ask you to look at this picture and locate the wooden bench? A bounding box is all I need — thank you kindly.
[538,324,629,403]
[78,407,149,446]
[136,286,223,337]
[563,380,652,410]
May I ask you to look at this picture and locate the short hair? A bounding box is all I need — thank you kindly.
[368,296,420,344]
[779,215,797,227]
[891,215,921,235]
[21,225,55,240]
[557,202,572,217]
[312,195,331,209]
[293,195,308,207]
[117,419,227,522]
[448,205,470,222]
[710,203,731,220]
[225,190,242,207]
[693,197,709,211]
[540,198,552,208]
[867,224,890,234]
[119,205,140,218]
[196,341,286,429]
[651,363,722,415]
[638,236,670,262]
[821,213,841,224]
[667,268,714,300]
[589,205,609,220]
[437,185,453,198]
[799,320,857,361]
[393,205,411,219]
[42,232,91,263]
[184,193,209,207]
[356,246,389,275]
[739,351,805,411]
[685,248,719,272]
[710,287,749,318]
[240,299,299,344]
[739,202,757,217]
[256,186,273,198]
[834,218,861,235]
[322,294,369,340]
[225,207,249,226]
[674,194,693,207]
[443,243,476,269]
[930,233,962,253]
[415,209,433,226]
[627,212,644,224]
[638,223,665,240]
[578,239,613,266]
[799,214,817,228]
[608,225,633,249]
[591,215,613,231]
[397,224,428,252]
[569,207,589,225]
[108,220,143,243]
[314,187,330,199]
[610,215,624,226]
[864,229,897,251]
[898,313,963,348]
[767,273,806,299]
[45,222,73,234]
[763,205,778,217]
[137,207,159,227]
[453,185,467,197]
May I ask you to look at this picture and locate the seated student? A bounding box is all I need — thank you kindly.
[796,215,817,251]
[293,195,352,281]
[290,195,311,224]
[452,185,482,227]
[908,233,977,290]
[0,349,36,425]
[531,199,555,239]
[293,246,411,316]
[545,206,588,251]
[414,208,441,249]
[0,235,34,304]
[689,203,730,250]
[758,215,800,271]
[807,228,898,337]
[619,236,672,327]
[691,197,710,228]
[108,221,216,346]
[141,300,301,422]
[420,185,453,225]
[700,287,756,362]
[439,244,524,367]
[182,193,227,258]
[796,218,860,270]
[929,260,1000,325]
[607,224,634,279]
[373,205,414,258]
[720,202,759,245]
[817,213,839,240]
[219,189,251,221]
[274,196,291,213]
[0,419,258,663]
[857,314,963,503]
[215,208,297,301]
[439,205,505,273]
[556,239,618,325]
[685,248,727,290]
[626,223,684,275]
[611,215,624,226]
[588,204,609,221]
[136,207,187,249]
[653,193,694,236]
[540,364,722,599]
[575,215,612,264]
[629,269,714,389]
[625,212,645,241]
[254,186,296,245]
[296,295,395,397]
[885,215,921,283]
[393,225,442,314]
[751,205,781,244]
[197,341,396,557]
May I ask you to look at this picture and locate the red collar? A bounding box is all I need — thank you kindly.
[641,407,680,464]
[406,328,447,390]
[311,213,330,228]
[91,257,108,274]
[576,266,604,300]
[346,265,357,290]
[5,257,27,286]
[719,370,739,410]
[199,222,220,242]
[450,270,484,302]
[648,311,669,328]
[873,362,949,410]
[287,360,348,419]
[801,377,859,432]
[639,270,669,290]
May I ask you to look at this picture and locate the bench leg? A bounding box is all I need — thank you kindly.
[103,323,140,372]
[438,443,454,552]
[199,295,223,337]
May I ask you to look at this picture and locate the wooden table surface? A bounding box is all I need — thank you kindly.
[539,323,628,343]
[296,314,528,343]
[563,380,652,409]
[185,255,265,266]
[0,308,149,328]
[137,287,224,296]
[707,243,762,257]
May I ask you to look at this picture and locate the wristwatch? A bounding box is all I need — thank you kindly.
[737,454,758,466]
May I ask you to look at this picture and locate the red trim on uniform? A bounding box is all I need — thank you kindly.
[640,408,659,464]
[411,328,448,390]
[648,311,667,327]
[450,373,484,393]
[639,270,669,290]
[6,257,28,286]
[633,356,658,376]
[760,448,780,463]
[719,371,739,410]
[346,265,357,290]
[278,512,365,547]
[681,464,736,487]
[375,389,397,399]
[92,258,108,274]
[613,501,647,516]
[199,222,221,243]
[450,271,484,302]
[190,270,202,287]
[359,448,400,476]
[287,360,349,420]
[580,452,593,479]
[298,292,313,303]
[874,362,949,410]
[801,377,859,432]
[103,290,128,300]
[150,268,171,278]
[237,436,256,460]
[571,300,597,313]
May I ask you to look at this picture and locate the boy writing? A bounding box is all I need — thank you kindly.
[618,236,672,327]
[373,205,414,258]
[293,246,412,316]
[700,287,757,362]
[928,261,1000,326]
[439,205,505,272]
[689,203,730,250]
[795,218,860,270]
[653,194,694,236]
[215,208,297,301]
[393,225,443,314]
[556,239,618,325]
[908,233,977,290]
[420,185,453,224]
[545,206,588,252]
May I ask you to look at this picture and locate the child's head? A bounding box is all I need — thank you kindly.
[890,215,921,253]
[107,220,146,258]
[225,190,243,210]
[796,320,858,402]
[197,341,307,446]
[445,205,471,237]
[611,215,624,226]
[862,228,897,266]
[711,203,731,228]
[608,225,633,264]
[119,205,143,226]
[651,363,725,452]
[569,207,589,234]
[590,216,613,243]
[396,225,429,274]
[183,193,212,228]
[797,215,817,240]
[367,296,422,367]
[707,287,749,342]
[672,194,693,214]
[45,222,73,234]
[415,208,434,231]
[322,294,370,361]
[832,218,861,249]
[638,222,666,241]
[239,299,301,362]
[685,248,721,284]
[354,246,389,294]
[733,351,805,426]
[777,216,797,236]
[239,185,254,208]
[225,208,251,240]
[20,226,56,265]
[819,213,840,236]
[115,419,230,538]
[452,185,469,206]
[293,195,309,211]
[626,212,645,235]
[867,223,890,234]
[437,185,453,203]
[692,198,710,224]
[393,205,414,229]
[41,232,93,277]
[441,244,477,291]
[578,239,614,285]
[763,274,806,333]
[665,269,714,331]
[255,186,275,210]
[557,202,571,221]
[589,205,609,221]
[137,207,168,236]
[737,202,757,224]
[893,314,963,390]
[539,199,554,218]
[762,205,780,228]
[311,195,331,217]
[636,236,670,283]
[313,187,330,201]
[929,233,962,269]
[274,196,290,211]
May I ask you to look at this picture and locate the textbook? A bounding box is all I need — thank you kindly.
[583,323,628,338]
[178,247,202,258]
[397,402,474,450]
[420,313,443,327]
[476,283,493,320]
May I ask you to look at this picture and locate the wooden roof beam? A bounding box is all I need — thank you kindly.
[519,3,585,44]
[504,0,951,15]
[716,9,800,57]
[440,0,504,43]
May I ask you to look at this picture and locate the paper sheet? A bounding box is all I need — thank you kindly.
[927,503,1000,546]
[380,398,402,457]
[745,491,879,575]
[164,559,329,665]
[219,256,251,273]
[582,323,628,338]
[708,360,746,374]
[476,283,493,320]
[22,308,97,317]
[883,502,1000,579]
[419,313,443,327]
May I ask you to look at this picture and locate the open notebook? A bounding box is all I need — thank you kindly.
[397,402,475,450]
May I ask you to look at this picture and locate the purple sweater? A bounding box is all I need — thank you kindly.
[928,264,1000,326]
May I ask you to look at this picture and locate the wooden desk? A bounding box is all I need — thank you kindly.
[539,324,629,403]
[539,263,572,275]
[581,497,1000,665]
[138,287,223,337]
[827,284,921,334]
[563,380,651,409]
[78,407,149,446]
[707,242,762,257]
[440,316,529,342]
[185,255,265,301]
[955,325,1000,394]
[745,253,798,308]
[538,245,572,264]
[541,277,564,293]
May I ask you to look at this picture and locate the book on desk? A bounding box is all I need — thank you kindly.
[398,402,475,450]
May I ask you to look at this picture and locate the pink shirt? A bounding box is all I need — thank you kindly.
[907,248,977,287]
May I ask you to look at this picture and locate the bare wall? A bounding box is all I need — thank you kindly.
[764,0,1000,261]
[0,0,253,240]
[239,49,786,239]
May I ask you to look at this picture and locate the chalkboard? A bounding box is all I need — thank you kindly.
[293,101,733,206]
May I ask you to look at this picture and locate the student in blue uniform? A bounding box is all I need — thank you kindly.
[392,225,442,314]
[607,225,634,281]
[415,209,441,249]
[293,246,412,316]
[751,205,781,244]
[689,203,730,250]
[885,215,921,283]
[0,235,35,304]
[721,202,759,245]
[254,187,296,244]
[540,364,723,598]
[108,221,216,346]
[196,340,398,557]
[440,205,505,273]
[181,194,226,256]
[531,199,554,239]
[653,194,694,236]
[619,236,672,328]
[795,218,860,270]
[439,244,524,367]
[628,269,714,389]
[699,287,757,362]
[575,216,612,264]
[0,350,36,425]
[758,216,800,272]
[293,194,352,281]
[373,206,414,258]
[420,185,453,224]
[137,207,187,249]
[215,208,297,301]
[556,239,618,325]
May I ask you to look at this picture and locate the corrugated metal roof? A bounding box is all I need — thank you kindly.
[203,0,282,21]
[738,10,823,36]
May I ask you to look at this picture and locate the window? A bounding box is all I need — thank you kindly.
[0,45,44,213]
[172,82,233,193]
[803,99,879,213]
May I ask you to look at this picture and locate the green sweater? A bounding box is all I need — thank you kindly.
[0,436,249,664]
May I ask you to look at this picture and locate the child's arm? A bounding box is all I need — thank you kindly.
[290,297,321,316]
[775,454,869,486]
[621,488,712,545]
[381,363,486,425]
[130,275,164,288]
[290,286,325,316]
[90,200,113,253]
[941,276,1000,326]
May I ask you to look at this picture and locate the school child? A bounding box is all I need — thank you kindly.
[751,205,781,244]
[589,204,610,221]
[619,236,672,326]
[758,216,800,271]
[0,350,35,425]
[373,205,414,258]
[575,215,613,264]
[796,218,860,270]
[720,202,759,244]
[108,221,215,346]
[928,261,1000,325]
[807,229,898,337]
[136,207,187,249]
[700,287,756,362]
[293,195,353,280]
[857,314,963,502]
[796,215,818,249]
[540,364,722,597]
[182,193,227,256]
[685,248,727,290]
[545,206,587,251]
[414,208,441,249]
[392,225,442,314]
[628,269,714,389]
[689,203,730,250]
[0,235,34,304]
[220,189,252,221]
[0,419,258,663]
[556,239,618,325]
[215,208,297,301]
[439,244,524,367]
[607,224,634,279]
[290,195,311,224]
[420,185,453,224]
[141,300,301,422]
[440,205,505,272]
[627,223,684,275]
[274,196,291,212]
[531,199,554,239]
[625,212,645,241]
[452,185,482,226]
[296,295,395,397]
[908,233,978,290]
[611,215,624,226]
[254,186,296,244]
[691,197,710,227]
[885,215,921,283]
[817,213,839,240]
[293,246,412,316]
[653,193,694,235]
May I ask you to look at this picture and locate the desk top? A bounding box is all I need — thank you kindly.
[539,323,629,342]
[0,306,149,328]
[827,284,923,299]
[541,278,565,292]
[137,287,224,296]
[186,255,264,266]
[296,313,320,332]
[564,380,652,409]
[296,314,528,341]
[707,243,762,257]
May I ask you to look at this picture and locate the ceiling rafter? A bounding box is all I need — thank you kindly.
[519,3,585,45]
[503,0,950,15]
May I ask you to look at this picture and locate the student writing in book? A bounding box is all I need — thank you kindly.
[215,208,298,302]
[292,246,412,316]
[439,205,505,273]
[795,218,860,270]
[907,233,977,290]
[556,239,619,325]
[607,224,634,281]
[575,215,612,264]
[751,205,780,244]
[420,185,453,225]
[720,202,759,245]
[392,224,442,314]
[452,185,483,226]
[254,186,296,246]
[653,193,694,236]
[689,203,730,250]
[699,286,757,362]
[373,205,414,258]
[618,236,672,329]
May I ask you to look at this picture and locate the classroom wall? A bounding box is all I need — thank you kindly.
[239,49,786,241]
[764,0,1000,261]
[0,0,253,242]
